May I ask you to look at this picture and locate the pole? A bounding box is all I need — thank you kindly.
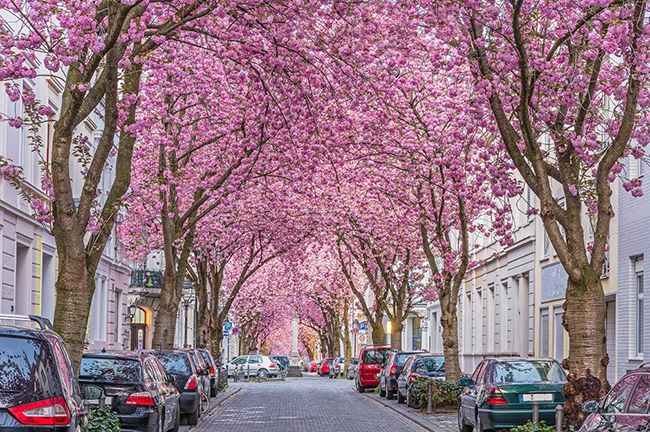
[184,301,189,348]
[555,405,564,431]
[532,401,540,425]
[426,380,433,414]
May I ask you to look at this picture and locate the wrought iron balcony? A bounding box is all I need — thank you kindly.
[130,269,165,288]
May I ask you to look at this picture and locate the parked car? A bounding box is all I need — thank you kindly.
[379,350,424,399]
[146,350,204,425]
[0,314,87,432]
[270,355,290,372]
[225,355,279,378]
[180,349,211,399]
[355,345,391,392]
[79,350,181,432]
[319,358,333,376]
[347,358,359,380]
[197,349,219,397]
[331,357,345,377]
[458,358,566,431]
[303,360,315,372]
[396,354,445,406]
[579,363,650,431]
[311,361,320,373]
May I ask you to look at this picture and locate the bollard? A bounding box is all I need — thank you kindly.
[532,401,540,425]
[247,364,250,378]
[426,380,433,414]
[555,405,564,432]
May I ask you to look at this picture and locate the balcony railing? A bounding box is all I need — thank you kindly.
[130,269,165,288]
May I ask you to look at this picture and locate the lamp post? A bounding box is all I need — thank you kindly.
[126,305,137,351]
[182,297,190,348]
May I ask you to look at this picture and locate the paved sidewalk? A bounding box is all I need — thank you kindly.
[364,391,458,432]
[180,384,243,431]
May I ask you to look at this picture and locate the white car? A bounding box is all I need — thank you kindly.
[226,354,280,378]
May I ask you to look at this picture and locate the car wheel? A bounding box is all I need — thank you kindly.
[476,412,489,432]
[458,408,472,432]
[257,368,268,379]
[187,409,199,426]
[406,389,413,408]
[397,389,405,404]
[386,388,394,400]
[158,411,164,432]
[210,385,217,397]
[171,404,180,432]
[356,379,365,393]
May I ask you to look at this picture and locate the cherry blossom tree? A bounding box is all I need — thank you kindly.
[448,0,650,425]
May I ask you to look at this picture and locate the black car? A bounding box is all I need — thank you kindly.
[197,349,219,397]
[181,349,211,398]
[379,350,423,399]
[0,314,87,432]
[396,354,445,407]
[79,351,181,432]
[147,350,203,425]
[580,363,650,431]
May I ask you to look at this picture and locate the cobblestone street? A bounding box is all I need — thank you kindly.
[192,375,431,432]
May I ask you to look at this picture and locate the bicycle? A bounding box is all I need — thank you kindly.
[200,389,210,414]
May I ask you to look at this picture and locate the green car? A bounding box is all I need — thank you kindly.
[458,358,566,431]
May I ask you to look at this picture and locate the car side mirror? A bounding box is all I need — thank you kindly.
[458,377,474,387]
[582,400,600,414]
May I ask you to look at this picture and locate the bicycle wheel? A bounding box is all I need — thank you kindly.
[200,391,210,414]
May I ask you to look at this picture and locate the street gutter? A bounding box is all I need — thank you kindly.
[362,392,446,432]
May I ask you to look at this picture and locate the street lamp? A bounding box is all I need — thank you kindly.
[182,297,190,348]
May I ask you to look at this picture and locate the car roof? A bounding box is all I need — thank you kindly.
[0,325,57,341]
[83,350,147,361]
[487,357,558,362]
[362,346,391,351]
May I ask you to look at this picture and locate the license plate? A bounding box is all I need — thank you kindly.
[520,393,554,402]
[85,396,113,406]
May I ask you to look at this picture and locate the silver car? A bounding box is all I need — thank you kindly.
[226,355,280,378]
[347,358,359,380]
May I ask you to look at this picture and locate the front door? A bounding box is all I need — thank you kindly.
[131,324,147,350]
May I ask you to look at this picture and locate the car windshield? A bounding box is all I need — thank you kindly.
[80,357,142,383]
[493,360,566,383]
[363,349,390,365]
[415,357,445,372]
[155,353,191,375]
[395,353,417,366]
[0,336,61,407]
[199,351,213,366]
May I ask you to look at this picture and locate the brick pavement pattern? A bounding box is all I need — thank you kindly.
[201,375,427,432]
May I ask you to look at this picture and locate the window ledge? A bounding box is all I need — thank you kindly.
[629,356,645,362]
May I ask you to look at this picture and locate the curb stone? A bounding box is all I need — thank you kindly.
[185,387,243,432]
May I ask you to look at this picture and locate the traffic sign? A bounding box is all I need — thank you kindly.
[224,321,233,330]
[358,334,366,343]
[359,322,367,331]
[232,327,239,335]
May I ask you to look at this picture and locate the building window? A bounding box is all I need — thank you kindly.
[412,317,422,351]
[114,287,122,343]
[554,307,564,362]
[540,308,550,357]
[543,229,552,259]
[636,258,644,356]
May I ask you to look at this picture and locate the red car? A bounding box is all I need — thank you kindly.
[310,361,319,372]
[318,358,333,376]
[355,346,391,392]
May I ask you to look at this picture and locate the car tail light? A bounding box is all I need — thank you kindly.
[8,396,71,425]
[270,363,275,368]
[125,392,154,406]
[185,375,198,390]
[210,365,215,375]
[487,387,508,405]
[390,365,396,376]
[409,373,421,384]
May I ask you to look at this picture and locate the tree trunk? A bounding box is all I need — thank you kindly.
[562,276,609,429]
[53,256,94,371]
[152,273,182,350]
[370,323,385,346]
[390,322,403,350]
[440,290,461,383]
